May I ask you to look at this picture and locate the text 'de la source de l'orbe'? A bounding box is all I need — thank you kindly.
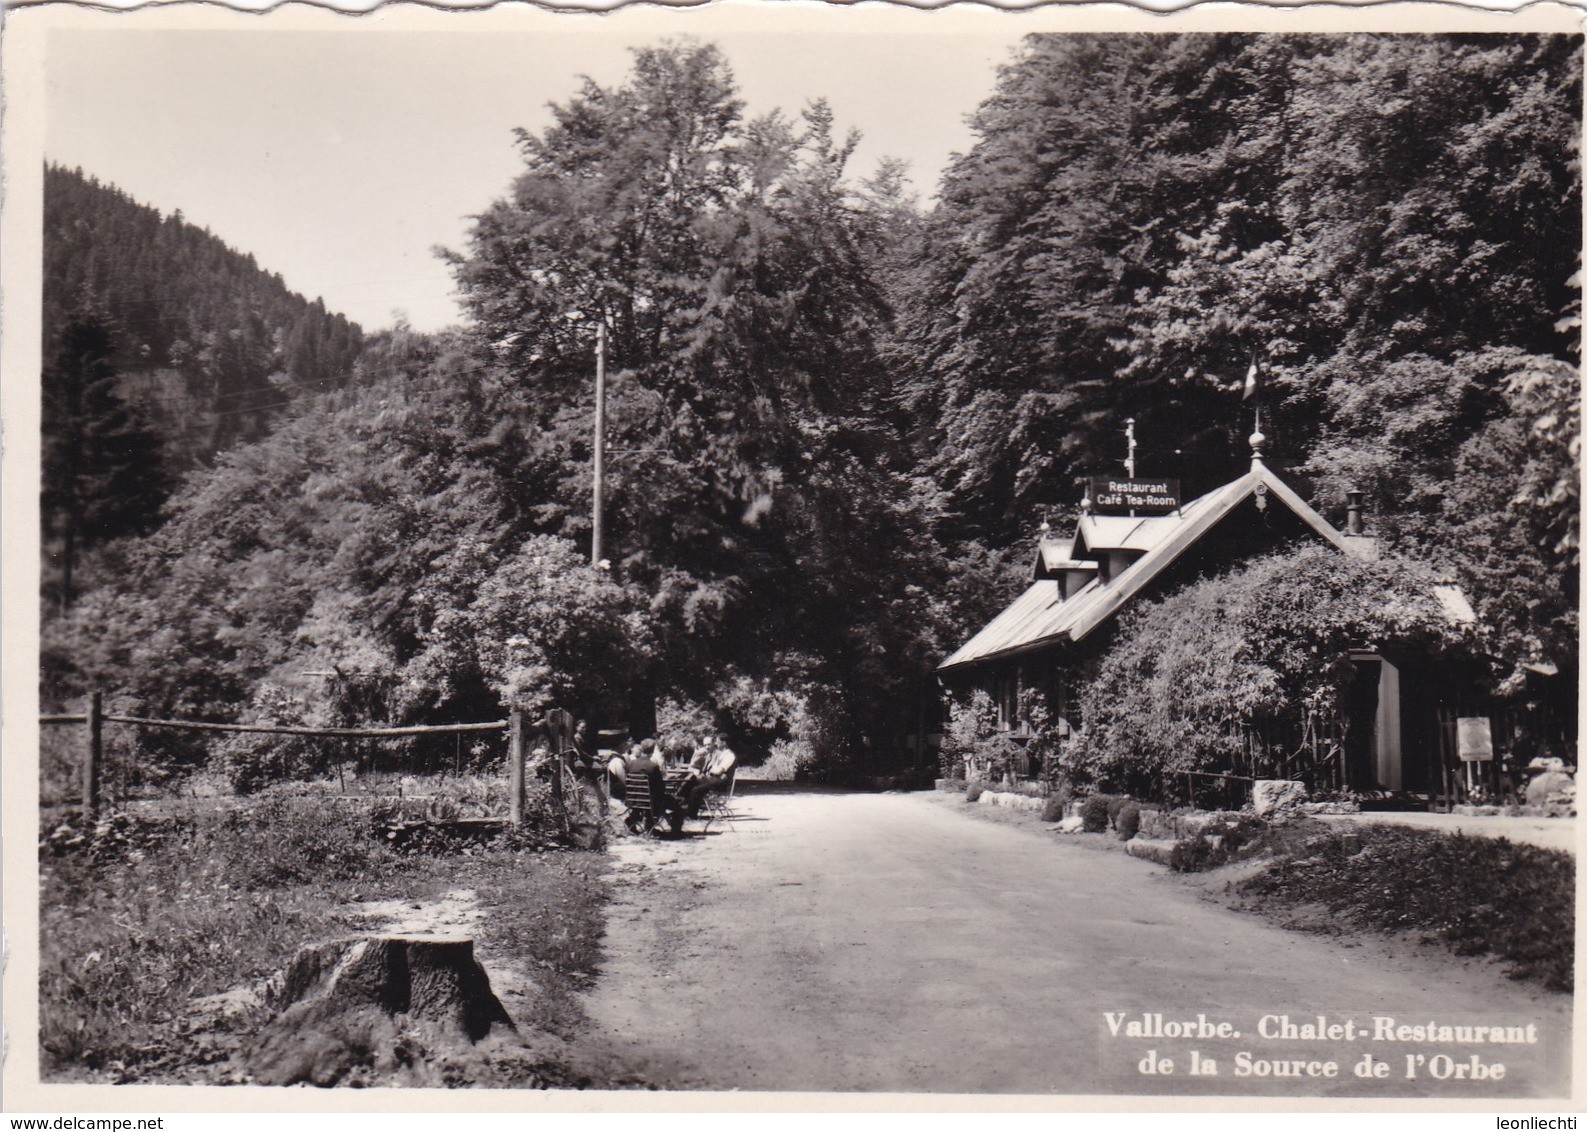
[1105,1012,1542,1083]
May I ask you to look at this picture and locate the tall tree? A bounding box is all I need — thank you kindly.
[41,306,171,609]
[447,41,934,757]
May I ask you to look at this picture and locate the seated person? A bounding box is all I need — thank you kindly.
[680,735,736,816]
[627,738,676,815]
[606,750,628,802]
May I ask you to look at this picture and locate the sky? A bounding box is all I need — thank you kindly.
[44,12,1029,333]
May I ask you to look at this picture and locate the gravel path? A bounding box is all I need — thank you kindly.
[571,789,1572,1097]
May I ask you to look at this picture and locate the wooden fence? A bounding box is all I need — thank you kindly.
[39,692,565,827]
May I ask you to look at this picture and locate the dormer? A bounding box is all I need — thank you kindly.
[1034,536,1102,599]
[1099,551,1138,584]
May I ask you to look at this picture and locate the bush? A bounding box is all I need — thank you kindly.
[1040,794,1066,822]
[965,781,985,803]
[1116,802,1142,841]
[1106,795,1133,828]
[759,738,808,782]
[1080,794,1111,832]
[1065,546,1477,791]
[1170,834,1224,873]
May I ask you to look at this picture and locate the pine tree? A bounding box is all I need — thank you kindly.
[41,305,172,608]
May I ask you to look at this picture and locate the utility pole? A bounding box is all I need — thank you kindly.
[591,320,607,568]
[1125,417,1138,519]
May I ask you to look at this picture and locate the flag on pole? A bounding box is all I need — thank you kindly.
[1242,357,1261,402]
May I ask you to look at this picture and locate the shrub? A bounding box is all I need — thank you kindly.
[1040,795,1066,822]
[712,668,851,782]
[1170,834,1224,873]
[1116,802,1142,841]
[1080,794,1111,832]
[759,740,807,782]
[1106,795,1133,828]
[965,781,985,803]
[1064,546,1477,792]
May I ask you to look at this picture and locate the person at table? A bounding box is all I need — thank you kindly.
[680,735,736,817]
[628,738,676,815]
[606,743,630,802]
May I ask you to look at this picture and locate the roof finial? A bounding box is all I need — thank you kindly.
[1249,403,1266,465]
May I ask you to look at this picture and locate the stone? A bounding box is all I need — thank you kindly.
[1252,779,1308,818]
[1171,810,1242,838]
[978,790,1046,812]
[1138,808,1175,840]
[1125,838,1178,866]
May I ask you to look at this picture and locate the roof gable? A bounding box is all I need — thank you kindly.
[939,460,1359,673]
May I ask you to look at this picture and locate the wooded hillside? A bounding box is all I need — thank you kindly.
[41,34,1580,789]
[42,165,365,607]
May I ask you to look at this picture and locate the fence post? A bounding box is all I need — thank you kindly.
[509,707,525,828]
[83,690,103,817]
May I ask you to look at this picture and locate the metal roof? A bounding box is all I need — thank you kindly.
[1034,537,1099,579]
[938,459,1358,673]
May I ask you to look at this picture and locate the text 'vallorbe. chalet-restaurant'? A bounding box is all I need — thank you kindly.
[935,425,1576,809]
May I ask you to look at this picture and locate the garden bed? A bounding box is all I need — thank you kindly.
[1234,823,1574,992]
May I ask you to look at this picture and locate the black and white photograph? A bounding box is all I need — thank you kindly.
[2,0,1581,1111]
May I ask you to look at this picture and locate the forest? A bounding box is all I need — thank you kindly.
[39,33,1581,795]
[41,165,365,607]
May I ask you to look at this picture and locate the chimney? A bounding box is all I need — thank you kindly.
[1345,489,1364,537]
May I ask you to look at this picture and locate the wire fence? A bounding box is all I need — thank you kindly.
[39,691,565,826]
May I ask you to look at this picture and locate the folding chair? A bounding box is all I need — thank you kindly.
[624,769,684,836]
[696,765,738,833]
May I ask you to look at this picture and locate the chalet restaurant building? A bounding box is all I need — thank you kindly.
[935,442,1567,805]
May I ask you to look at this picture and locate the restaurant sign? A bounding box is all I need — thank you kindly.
[1089,477,1181,515]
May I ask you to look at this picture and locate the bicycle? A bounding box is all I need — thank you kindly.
[529,746,609,849]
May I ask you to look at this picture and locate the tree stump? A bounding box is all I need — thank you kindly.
[246,936,514,1086]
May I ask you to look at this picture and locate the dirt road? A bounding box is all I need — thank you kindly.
[571,789,1572,1097]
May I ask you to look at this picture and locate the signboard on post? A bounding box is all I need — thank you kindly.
[1456,716,1494,762]
[1089,477,1181,515]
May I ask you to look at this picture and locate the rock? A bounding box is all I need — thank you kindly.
[1526,770,1574,807]
[244,935,514,1087]
[1125,838,1178,866]
[977,790,1046,812]
[1172,810,1239,838]
[1138,809,1175,840]
[1252,779,1308,818]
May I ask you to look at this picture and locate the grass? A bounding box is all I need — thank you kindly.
[1237,824,1575,991]
[470,850,607,1041]
[39,787,612,1085]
